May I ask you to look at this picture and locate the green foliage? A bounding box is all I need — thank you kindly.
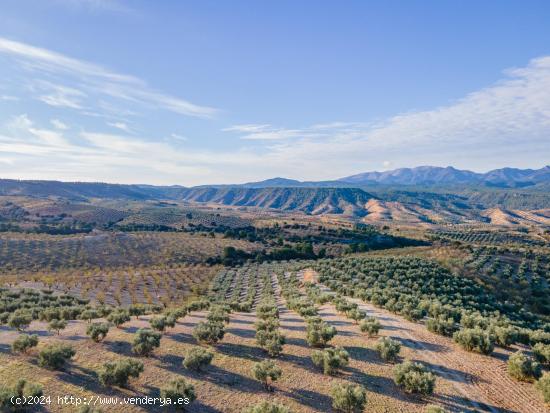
[38,344,75,370]
[536,373,550,403]
[375,337,401,362]
[79,309,100,323]
[86,322,110,342]
[533,343,550,365]
[0,379,43,412]
[252,360,282,391]
[426,317,457,337]
[330,382,367,413]
[11,334,38,353]
[132,328,161,356]
[244,401,292,413]
[192,321,225,344]
[149,316,167,332]
[359,317,381,337]
[107,310,130,328]
[47,319,67,335]
[183,347,213,371]
[306,317,337,347]
[311,347,349,375]
[7,309,32,331]
[346,308,366,324]
[507,351,542,382]
[490,325,516,347]
[98,358,144,387]
[160,378,196,410]
[393,361,436,395]
[128,304,146,319]
[453,328,495,355]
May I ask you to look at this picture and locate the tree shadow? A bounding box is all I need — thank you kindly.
[104,339,133,356]
[280,387,333,412]
[344,345,384,365]
[198,364,262,392]
[168,332,195,344]
[429,392,517,413]
[228,317,253,325]
[394,337,447,353]
[215,342,263,362]
[122,325,140,334]
[0,343,11,354]
[411,359,485,384]
[158,353,184,374]
[227,327,256,339]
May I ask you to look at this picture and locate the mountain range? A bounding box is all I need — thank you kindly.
[239,165,550,188]
[0,166,549,226]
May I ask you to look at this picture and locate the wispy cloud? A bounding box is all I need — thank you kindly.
[107,121,132,133]
[0,37,218,118]
[50,0,134,14]
[51,119,69,130]
[0,55,549,185]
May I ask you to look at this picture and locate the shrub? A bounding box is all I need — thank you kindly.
[244,401,292,413]
[530,330,550,345]
[393,361,436,395]
[160,378,196,410]
[150,316,167,332]
[47,319,67,335]
[533,343,550,365]
[252,360,282,391]
[107,310,130,328]
[306,318,337,347]
[86,322,110,343]
[11,334,38,353]
[132,328,161,356]
[311,347,349,375]
[346,308,366,324]
[507,351,542,382]
[453,328,494,355]
[330,382,367,413]
[183,347,213,371]
[375,337,401,362]
[256,303,279,320]
[489,325,516,347]
[7,310,32,331]
[79,309,100,323]
[192,322,224,344]
[98,358,144,387]
[263,337,285,357]
[38,344,75,370]
[536,373,550,403]
[0,379,43,412]
[128,304,146,319]
[359,317,381,337]
[426,317,456,337]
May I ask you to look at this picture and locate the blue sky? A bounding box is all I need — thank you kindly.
[0,0,549,185]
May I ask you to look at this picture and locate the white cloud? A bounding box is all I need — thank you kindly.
[36,82,86,109]
[171,133,188,142]
[0,55,549,185]
[107,122,131,133]
[51,119,69,130]
[0,37,217,118]
[0,95,19,101]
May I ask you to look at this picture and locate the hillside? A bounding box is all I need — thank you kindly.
[179,187,376,216]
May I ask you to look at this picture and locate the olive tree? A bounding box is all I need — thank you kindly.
[330,382,367,413]
[252,360,282,391]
